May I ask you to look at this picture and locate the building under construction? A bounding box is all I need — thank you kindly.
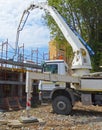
[0,39,68,110]
[0,40,48,110]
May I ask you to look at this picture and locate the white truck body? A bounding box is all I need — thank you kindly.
[81,78,102,91]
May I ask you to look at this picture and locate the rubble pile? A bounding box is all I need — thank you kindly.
[0,102,102,130]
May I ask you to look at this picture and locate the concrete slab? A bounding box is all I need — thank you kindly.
[19,116,38,123]
[0,119,8,125]
[8,120,23,128]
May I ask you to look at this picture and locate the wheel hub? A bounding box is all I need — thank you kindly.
[57,101,66,110]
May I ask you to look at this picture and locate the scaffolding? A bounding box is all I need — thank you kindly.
[0,40,48,69]
[0,39,48,110]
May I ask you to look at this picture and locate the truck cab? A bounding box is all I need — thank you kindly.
[38,59,68,101]
[43,59,68,75]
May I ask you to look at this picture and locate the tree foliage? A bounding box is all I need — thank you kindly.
[45,0,102,71]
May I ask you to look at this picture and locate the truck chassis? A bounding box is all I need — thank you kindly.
[26,71,102,115]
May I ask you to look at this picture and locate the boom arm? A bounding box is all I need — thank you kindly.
[16,2,94,76]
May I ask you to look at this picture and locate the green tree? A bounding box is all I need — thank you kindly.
[45,0,102,71]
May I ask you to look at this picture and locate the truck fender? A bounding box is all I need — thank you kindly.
[50,87,75,106]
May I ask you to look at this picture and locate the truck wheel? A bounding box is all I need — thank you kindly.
[52,96,72,115]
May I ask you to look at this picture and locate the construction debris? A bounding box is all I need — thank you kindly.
[19,116,38,123]
[0,103,102,130]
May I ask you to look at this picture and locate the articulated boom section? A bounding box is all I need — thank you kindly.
[17,2,93,76]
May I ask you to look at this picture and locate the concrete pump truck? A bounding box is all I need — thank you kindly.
[16,2,102,115]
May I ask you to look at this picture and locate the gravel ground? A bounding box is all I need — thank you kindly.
[0,102,102,130]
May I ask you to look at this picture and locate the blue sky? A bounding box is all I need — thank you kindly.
[0,0,50,61]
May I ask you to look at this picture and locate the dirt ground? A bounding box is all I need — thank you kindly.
[0,102,102,130]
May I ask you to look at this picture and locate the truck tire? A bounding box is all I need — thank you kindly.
[52,96,72,115]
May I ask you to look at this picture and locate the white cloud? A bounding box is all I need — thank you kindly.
[0,0,50,50]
